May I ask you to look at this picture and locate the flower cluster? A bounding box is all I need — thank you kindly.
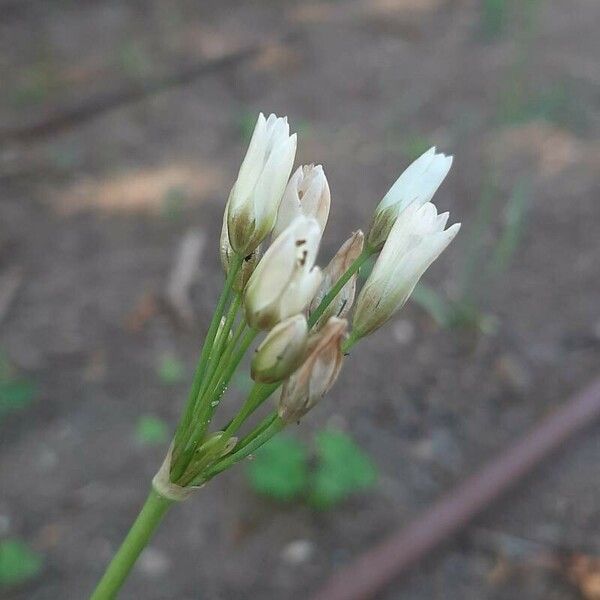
[91,112,462,600]
[165,113,460,492]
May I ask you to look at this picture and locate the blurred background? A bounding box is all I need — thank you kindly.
[0,1,599,598]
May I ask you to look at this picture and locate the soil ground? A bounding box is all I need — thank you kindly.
[0,1,599,598]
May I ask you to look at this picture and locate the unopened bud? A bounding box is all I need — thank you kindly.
[251,315,308,383]
[310,230,364,329]
[278,317,347,423]
[226,113,297,256]
[367,148,452,250]
[273,164,330,239]
[174,431,237,485]
[244,216,322,330]
[355,202,460,338]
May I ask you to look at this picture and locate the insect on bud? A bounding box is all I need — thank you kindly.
[278,317,347,423]
[251,315,308,383]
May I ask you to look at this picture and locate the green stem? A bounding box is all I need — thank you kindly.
[176,327,258,478]
[233,412,278,451]
[224,382,278,437]
[196,328,258,430]
[196,294,241,402]
[89,489,173,600]
[308,248,373,328]
[342,330,360,354]
[200,415,284,483]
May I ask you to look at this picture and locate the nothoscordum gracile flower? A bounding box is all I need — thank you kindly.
[226,113,297,256]
[273,164,331,239]
[90,111,462,600]
[278,317,347,423]
[244,215,323,330]
[310,230,364,328]
[367,147,453,250]
[251,314,308,383]
[354,202,460,338]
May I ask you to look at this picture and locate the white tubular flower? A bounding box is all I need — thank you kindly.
[367,148,453,250]
[310,230,364,328]
[278,317,347,423]
[354,202,460,338]
[226,113,297,256]
[272,164,331,239]
[244,216,323,330]
[251,315,308,383]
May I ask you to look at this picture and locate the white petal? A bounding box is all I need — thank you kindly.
[376,148,452,215]
[234,113,267,202]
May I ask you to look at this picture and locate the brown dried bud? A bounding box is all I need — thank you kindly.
[277,317,347,423]
[310,230,364,329]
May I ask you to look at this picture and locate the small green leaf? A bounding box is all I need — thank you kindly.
[135,415,169,446]
[309,430,377,510]
[0,539,43,588]
[157,355,185,385]
[246,434,309,502]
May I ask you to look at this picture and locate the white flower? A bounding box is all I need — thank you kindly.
[273,164,331,239]
[226,113,297,256]
[251,315,308,383]
[278,317,347,423]
[354,202,460,337]
[367,148,453,250]
[244,216,323,330]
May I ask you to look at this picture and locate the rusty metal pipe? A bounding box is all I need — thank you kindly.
[311,377,600,600]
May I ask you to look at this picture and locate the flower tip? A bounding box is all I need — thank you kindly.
[447,222,461,238]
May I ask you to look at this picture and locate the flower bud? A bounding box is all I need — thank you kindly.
[226,113,297,256]
[367,148,452,250]
[244,216,323,330]
[278,317,347,423]
[251,315,308,383]
[310,230,364,329]
[220,203,261,291]
[272,164,331,239]
[355,202,460,338]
